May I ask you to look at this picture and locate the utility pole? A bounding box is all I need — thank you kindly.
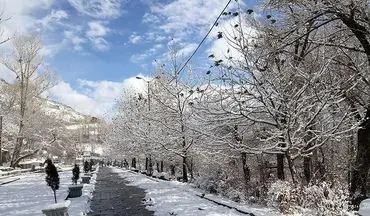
[0,116,3,166]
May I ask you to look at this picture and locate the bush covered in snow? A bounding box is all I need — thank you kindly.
[301,182,349,216]
[192,158,246,202]
[267,180,301,213]
[267,180,350,215]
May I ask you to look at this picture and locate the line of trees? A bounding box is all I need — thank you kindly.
[109,0,369,214]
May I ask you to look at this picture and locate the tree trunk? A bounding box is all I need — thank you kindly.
[350,108,370,196]
[277,153,285,180]
[170,164,175,176]
[303,156,312,184]
[182,156,188,182]
[0,116,2,166]
[145,157,149,172]
[11,75,27,168]
[10,136,24,167]
[11,113,25,168]
[241,152,251,187]
[189,157,194,181]
[156,162,159,172]
[286,152,297,184]
[185,157,194,181]
[303,126,315,184]
[259,160,268,184]
[131,157,136,169]
[53,190,57,203]
[149,156,153,176]
[160,160,164,172]
[348,134,356,186]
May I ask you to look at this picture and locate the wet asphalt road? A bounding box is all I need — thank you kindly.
[88,166,154,216]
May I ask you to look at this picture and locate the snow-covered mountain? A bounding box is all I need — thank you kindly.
[41,98,90,124]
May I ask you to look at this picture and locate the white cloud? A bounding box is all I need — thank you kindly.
[48,81,98,115]
[129,32,142,44]
[67,0,123,19]
[90,37,110,51]
[142,12,161,24]
[130,44,163,63]
[38,9,69,29]
[48,76,148,117]
[78,79,124,102]
[0,0,55,37]
[64,28,86,51]
[177,43,197,57]
[136,0,240,66]
[86,20,110,51]
[41,42,64,57]
[87,21,110,37]
[145,32,168,42]
[150,0,233,35]
[131,53,150,64]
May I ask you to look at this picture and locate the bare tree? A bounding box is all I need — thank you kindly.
[1,34,56,167]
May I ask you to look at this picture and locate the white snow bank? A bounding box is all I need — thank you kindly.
[0,171,70,216]
[68,166,99,215]
[0,167,99,216]
[111,167,279,216]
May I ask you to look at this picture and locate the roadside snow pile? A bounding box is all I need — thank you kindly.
[152,171,170,180]
[68,166,99,215]
[112,168,279,216]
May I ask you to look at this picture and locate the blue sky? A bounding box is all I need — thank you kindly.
[0,0,255,116]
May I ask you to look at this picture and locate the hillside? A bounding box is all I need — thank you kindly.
[41,98,90,124]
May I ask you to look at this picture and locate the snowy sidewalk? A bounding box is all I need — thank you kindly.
[112,168,279,216]
[0,171,70,216]
[88,166,154,216]
[0,169,96,216]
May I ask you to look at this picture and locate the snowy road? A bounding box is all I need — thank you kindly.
[88,166,154,216]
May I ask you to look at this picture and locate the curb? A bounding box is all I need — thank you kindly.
[0,177,20,185]
[195,194,255,216]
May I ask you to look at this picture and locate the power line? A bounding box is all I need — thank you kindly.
[177,0,233,75]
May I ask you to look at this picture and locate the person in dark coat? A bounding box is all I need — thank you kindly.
[84,160,89,173]
[72,164,80,184]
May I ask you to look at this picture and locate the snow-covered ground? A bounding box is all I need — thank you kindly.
[112,168,280,216]
[69,168,98,215]
[0,168,97,216]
